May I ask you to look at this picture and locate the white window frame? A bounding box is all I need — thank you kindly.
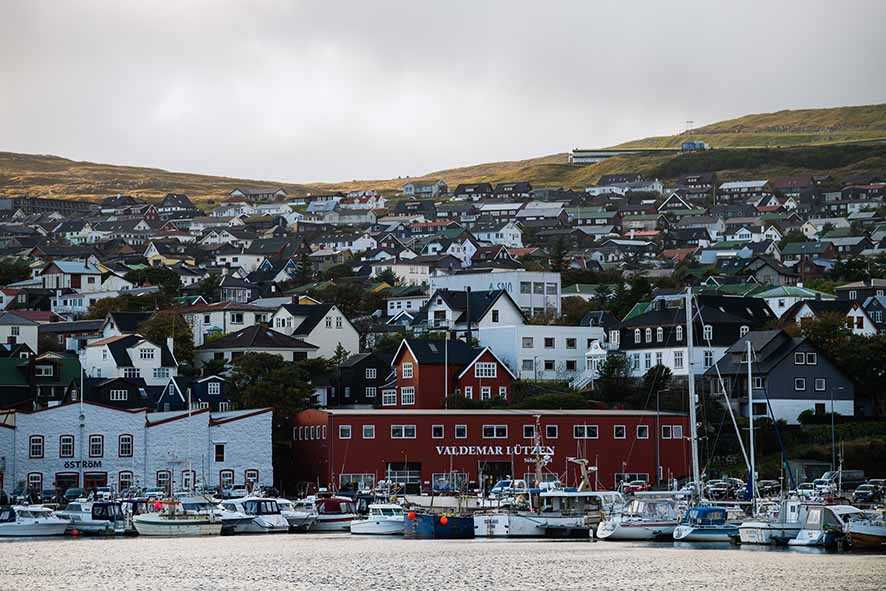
[431,425,444,439]
[391,424,417,439]
[339,425,352,439]
[613,425,627,439]
[474,362,497,378]
[362,425,375,439]
[109,389,128,401]
[365,367,377,379]
[401,362,413,378]
[636,425,649,439]
[382,389,396,406]
[794,352,805,365]
[573,424,598,439]
[814,378,826,391]
[400,386,415,405]
[207,382,221,396]
[481,425,508,439]
[794,378,806,391]
[661,425,672,439]
[480,386,491,400]
[545,424,558,439]
[455,424,468,439]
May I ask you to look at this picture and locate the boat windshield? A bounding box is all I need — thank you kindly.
[244,500,280,515]
[0,509,15,522]
[276,500,293,511]
[92,504,123,520]
[627,500,676,519]
[182,502,214,512]
[371,507,403,516]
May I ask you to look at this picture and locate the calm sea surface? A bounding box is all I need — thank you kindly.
[0,534,884,590]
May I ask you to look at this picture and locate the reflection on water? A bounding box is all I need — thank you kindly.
[1,534,884,591]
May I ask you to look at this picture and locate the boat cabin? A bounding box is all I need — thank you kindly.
[682,506,728,526]
[539,490,612,516]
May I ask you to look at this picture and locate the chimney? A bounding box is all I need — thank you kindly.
[167,336,175,359]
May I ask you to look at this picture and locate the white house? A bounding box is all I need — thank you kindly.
[478,324,608,382]
[0,312,39,353]
[181,302,271,347]
[269,303,360,359]
[428,270,562,317]
[79,334,178,386]
[473,222,523,248]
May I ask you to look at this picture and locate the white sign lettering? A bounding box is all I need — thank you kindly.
[435,444,555,457]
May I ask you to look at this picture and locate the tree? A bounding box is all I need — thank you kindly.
[137,311,194,365]
[125,268,182,297]
[374,268,399,286]
[642,364,673,394]
[800,312,850,358]
[194,274,220,302]
[560,296,598,326]
[550,237,567,273]
[594,354,635,405]
[332,343,350,365]
[230,353,313,419]
[322,264,353,281]
[84,293,170,319]
[0,258,31,286]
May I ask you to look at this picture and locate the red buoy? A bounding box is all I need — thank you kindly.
[439,515,449,526]
[407,511,417,521]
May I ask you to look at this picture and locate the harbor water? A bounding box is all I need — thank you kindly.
[1,535,884,590]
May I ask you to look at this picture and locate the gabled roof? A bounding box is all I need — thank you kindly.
[88,334,176,367]
[0,312,39,326]
[393,338,478,366]
[423,289,520,325]
[106,311,153,334]
[277,303,336,335]
[456,347,517,380]
[197,325,317,350]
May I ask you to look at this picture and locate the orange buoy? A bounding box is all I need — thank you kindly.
[439,515,449,526]
[407,511,417,521]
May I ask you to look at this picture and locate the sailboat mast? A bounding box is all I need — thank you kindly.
[746,339,755,513]
[684,289,702,495]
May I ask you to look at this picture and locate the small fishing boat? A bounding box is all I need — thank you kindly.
[537,489,614,538]
[55,501,126,536]
[312,496,358,532]
[0,505,70,537]
[350,503,405,535]
[132,500,222,537]
[673,506,738,542]
[597,498,679,541]
[845,511,886,550]
[219,497,289,533]
[473,510,551,537]
[276,498,317,532]
[178,496,253,535]
[738,499,807,545]
[404,512,474,539]
[789,504,863,547]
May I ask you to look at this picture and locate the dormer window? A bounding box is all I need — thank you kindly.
[645,328,652,343]
[740,325,749,337]
[656,327,663,342]
[676,326,683,341]
[703,325,713,341]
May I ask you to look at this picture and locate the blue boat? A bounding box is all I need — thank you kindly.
[673,506,739,542]
[403,513,474,539]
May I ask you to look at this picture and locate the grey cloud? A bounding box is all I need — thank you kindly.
[1,0,884,183]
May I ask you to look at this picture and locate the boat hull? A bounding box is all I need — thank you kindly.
[738,521,801,545]
[349,518,404,535]
[283,514,317,532]
[597,520,677,540]
[404,514,474,539]
[673,524,738,542]
[0,521,69,537]
[473,513,548,537]
[846,524,886,550]
[133,517,222,537]
[312,514,357,532]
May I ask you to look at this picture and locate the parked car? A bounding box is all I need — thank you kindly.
[64,487,85,502]
[490,479,528,496]
[812,478,834,495]
[852,484,882,504]
[794,482,817,499]
[706,483,732,500]
[143,487,165,499]
[866,478,886,492]
[228,485,248,498]
[757,480,781,497]
[92,486,113,501]
[622,480,651,494]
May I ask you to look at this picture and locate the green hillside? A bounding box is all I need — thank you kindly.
[613,103,886,149]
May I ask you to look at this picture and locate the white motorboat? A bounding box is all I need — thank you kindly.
[178,495,253,535]
[738,499,806,545]
[278,498,317,531]
[536,490,620,537]
[0,505,70,537]
[789,504,864,547]
[55,501,126,535]
[312,496,358,532]
[673,506,739,542]
[845,511,886,550]
[219,497,289,533]
[350,503,405,535]
[132,500,222,537]
[597,498,679,541]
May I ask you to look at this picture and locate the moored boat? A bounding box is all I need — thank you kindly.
[350,503,405,535]
[0,505,70,537]
[788,504,863,547]
[55,501,126,536]
[219,497,289,533]
[132,500,222,537]
[597,498,679,541]
[673,506,738,542]
[312,496,358,532]
[738,499,806,545]
[404,512,474,539]
[276,498,317,532]
[845,511,886,550]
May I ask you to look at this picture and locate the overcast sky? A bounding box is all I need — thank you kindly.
[1,1,885,183]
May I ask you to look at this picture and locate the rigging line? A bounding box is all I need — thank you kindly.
[692,293,752,474]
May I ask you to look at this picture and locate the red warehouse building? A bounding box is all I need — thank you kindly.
[292,408,691,493]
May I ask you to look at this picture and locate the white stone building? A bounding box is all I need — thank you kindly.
[0,403,273,494]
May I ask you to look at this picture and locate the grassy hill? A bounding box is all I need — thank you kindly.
[0,152,313,203]
[613,103,886,149]
[1,103,885,202]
